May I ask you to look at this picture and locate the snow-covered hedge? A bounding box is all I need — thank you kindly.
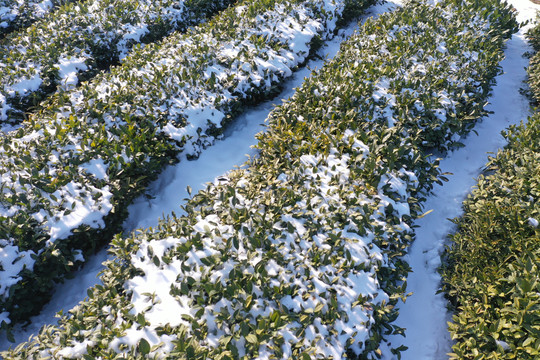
[440,21,540,359]
[0,0,69,38]
[0,0,237,126]
[0,0,368,329]
[0,0,517,357]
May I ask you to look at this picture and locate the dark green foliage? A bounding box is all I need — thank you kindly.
[441,116,540,359]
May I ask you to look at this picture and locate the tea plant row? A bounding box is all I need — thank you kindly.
[0,0,71,39]
[440,19,540,360]
[0,0,369,329]
[0,0,239,126]
[1,0,518,357]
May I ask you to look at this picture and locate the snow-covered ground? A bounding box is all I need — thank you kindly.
[0,0,538,356]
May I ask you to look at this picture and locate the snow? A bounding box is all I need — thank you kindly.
[0,0,537,356]
[372,77,398,127]
[56,56,89,90]
[0,244,36,304]
[35,0,54,15]
[9,72,42,96]
[0,93,7,121]
[79,158,109,181]
[56,339,95,358]
[128,239,191,326]
[36,181,114,243]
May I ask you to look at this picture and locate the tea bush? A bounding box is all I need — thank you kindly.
[527,15,540,104]
[441,115,540,359]
[0,0,237,125]
[0,0,368,329]
[0,0,73,38]
[0,0,518,357]
[441,19,540,360]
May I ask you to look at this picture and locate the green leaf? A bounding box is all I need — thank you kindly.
[245,295,253,309]
[138,338,151,355]
[245,334,258,344]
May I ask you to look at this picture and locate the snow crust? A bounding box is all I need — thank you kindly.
[9,72,42,96]
[38,181,114,243]
[0,244,36,302]
[79,158,109,181]
[56,56,89,90]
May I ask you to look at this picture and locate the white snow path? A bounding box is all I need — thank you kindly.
[0,0,403,350]
[387,1,540,358]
